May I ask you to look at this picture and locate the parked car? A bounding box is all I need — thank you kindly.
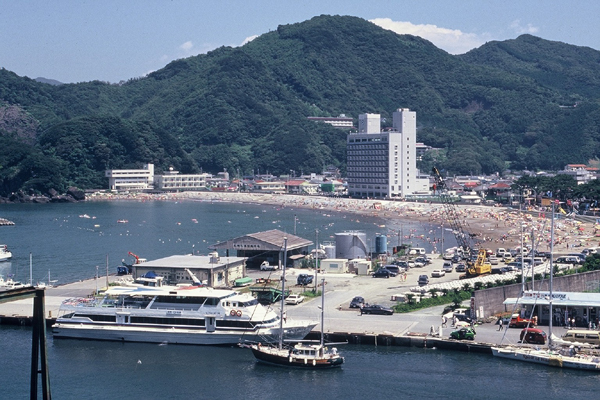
[260,261,277,271]
[567,253,586,264]
[414,256,430,265]
[454,313,473,323]
[383,265,404,274]
[431,269,445,278]
[297,274,314,286]
[349,296,365,309]
[285,294,305,305]
[507,261,525,270]
[442,261,453,273]
[361,304,394,315]
[418,275,429,285]
[394,260,410,270]
[555,256,580,265]
[455,263,466,272]
[373,268,395,278]
[520,328,546,344]
[449,327,476,340]
[488,256,499,265]
[451,254,462,263]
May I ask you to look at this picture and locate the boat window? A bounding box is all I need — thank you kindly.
[205,297,219,306]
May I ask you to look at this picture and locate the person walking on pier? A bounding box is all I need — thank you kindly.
[498,318,503,331]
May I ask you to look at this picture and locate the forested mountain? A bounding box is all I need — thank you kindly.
[2,15,600,196]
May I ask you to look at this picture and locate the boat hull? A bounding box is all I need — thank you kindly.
[250,345,344,368]
[492,346,600,371]
[52,321,316,346]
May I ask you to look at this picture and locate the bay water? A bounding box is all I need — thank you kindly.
[0,200,597,398]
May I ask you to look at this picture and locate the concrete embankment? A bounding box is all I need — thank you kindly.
[0,273,523,352]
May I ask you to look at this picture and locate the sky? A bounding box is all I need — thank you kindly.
[2,0,600,84]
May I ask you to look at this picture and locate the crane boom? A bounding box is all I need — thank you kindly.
[432,167,490,278]
[432,167,477,254]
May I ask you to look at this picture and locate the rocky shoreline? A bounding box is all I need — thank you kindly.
[0,187,86,204]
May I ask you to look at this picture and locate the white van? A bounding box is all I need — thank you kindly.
[409,248,426,256]
[562,330,600,346]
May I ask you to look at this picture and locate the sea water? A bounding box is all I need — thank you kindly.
[1,200,597,398]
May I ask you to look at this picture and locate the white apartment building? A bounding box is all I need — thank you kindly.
[346,108,429,198]
[154,168,211,191]
[105,163,154,191]
[307,115,354,128]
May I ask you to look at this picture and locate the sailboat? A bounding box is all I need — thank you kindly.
[491,202,600,371]
[244,238,344,368]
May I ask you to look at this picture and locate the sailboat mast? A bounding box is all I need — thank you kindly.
[549,202,555,346]
[279,237,288,350]
[29,252,33,286]
[320,278,325,347]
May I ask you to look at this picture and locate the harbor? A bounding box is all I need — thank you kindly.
[0,263,552,353]
[1,200,599,399]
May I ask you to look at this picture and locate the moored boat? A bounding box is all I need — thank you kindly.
[52,283,316,346]
[0,276,27,291]
[492,202,600,371]
[0,245,12,262]
[244,238,344,368]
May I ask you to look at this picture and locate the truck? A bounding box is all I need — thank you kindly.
[297,274,314,286]
[509,313,537,328]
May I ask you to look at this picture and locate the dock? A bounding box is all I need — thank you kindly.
[0,274,533,353]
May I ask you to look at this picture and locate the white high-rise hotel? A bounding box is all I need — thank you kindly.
[346,108,429,198]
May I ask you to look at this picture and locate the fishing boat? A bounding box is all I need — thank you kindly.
[492,202,600,371]
[0,245,12,262]
[244,238,344,368]
[0,276,27,291]
[52,279,316,346]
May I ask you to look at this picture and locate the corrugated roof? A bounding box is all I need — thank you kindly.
[210,229,313,251]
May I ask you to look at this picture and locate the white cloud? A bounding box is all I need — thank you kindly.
[241,35,259,46]
[179,41,194,52]
[509,20,539,35]
[370,18,487,54]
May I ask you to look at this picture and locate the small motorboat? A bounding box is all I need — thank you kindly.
[0,245,12,262]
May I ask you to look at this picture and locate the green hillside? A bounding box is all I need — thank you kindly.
[2,15,600,196]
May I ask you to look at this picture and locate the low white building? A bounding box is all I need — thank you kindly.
[105,163,154,191]
[319,259,348,274]
[155,168,211,191]
[134,253,246,288]
[347,258,372,276]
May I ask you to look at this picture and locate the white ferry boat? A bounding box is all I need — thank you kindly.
[52,283,316,346]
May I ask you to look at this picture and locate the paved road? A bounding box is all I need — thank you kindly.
[0,259,551,346]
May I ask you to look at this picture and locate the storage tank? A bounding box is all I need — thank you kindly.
[375,234,388,255]
[335,231,367,259]
[322,242,336,259]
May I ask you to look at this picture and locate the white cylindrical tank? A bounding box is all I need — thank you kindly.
[335,231,367,259]
[323,243,336,259]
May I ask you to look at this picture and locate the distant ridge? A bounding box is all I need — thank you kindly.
[34,77,63,86]
[1,15,600,196]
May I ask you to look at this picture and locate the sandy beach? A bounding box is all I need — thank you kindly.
[88,191,599,255]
